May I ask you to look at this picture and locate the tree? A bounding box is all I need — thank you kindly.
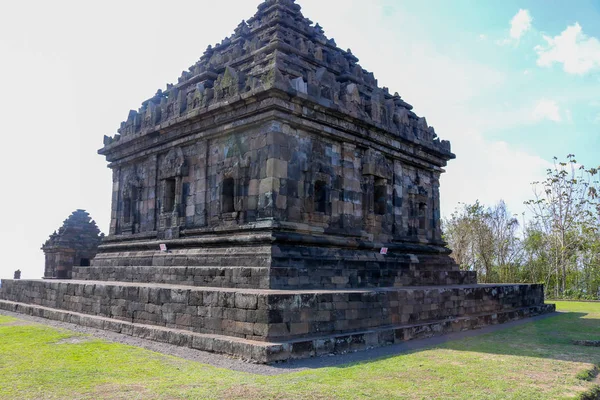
[488,201,522,283]
[444,155,600,298]
[525,155,600,297]
[443,201,522,283]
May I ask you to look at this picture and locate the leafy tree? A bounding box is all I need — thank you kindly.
[444,155,600,299]
[444,201,522,284]
[525,155,599,297]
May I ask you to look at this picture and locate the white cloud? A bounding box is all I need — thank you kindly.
[536,23,600,74]
[532,99,562,122]
[510,9,533,40]
[478,34,487,41]
[443,135,549,218]
[496,9,532,46]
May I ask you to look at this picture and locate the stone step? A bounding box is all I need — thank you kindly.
[72,265,476,289]
[89,244,464,289]
[0,299,555,363]
[73,266,270,289]
[0,279,548,343]
[91,245,272,269]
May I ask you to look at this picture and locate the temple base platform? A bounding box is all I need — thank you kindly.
[0,279,555,363]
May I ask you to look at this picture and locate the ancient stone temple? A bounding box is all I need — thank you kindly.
[0,0,554,363]
[41,210,103,279]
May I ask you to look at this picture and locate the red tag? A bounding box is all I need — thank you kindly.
[159,244,168,252]
[380,247,388,255]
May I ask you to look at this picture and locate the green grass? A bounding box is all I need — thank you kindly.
[0,316,16,324]
[1,302,599,399]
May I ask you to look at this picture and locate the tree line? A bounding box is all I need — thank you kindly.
[444,155,600,299]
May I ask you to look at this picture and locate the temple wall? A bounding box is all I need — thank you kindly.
[108,120,442,245]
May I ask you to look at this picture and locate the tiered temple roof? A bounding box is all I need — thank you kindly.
[41,210,103,252]
[102,0,452,158]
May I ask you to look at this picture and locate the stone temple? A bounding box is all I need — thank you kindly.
[41,210,103,279]
[0,0,554,363]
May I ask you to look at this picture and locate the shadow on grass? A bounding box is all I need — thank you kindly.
[271,311,600,371]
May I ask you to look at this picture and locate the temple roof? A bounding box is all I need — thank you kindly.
[103,0,452,157]
[42,210,104,251]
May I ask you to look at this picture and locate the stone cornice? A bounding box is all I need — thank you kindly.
[100,89,452,173]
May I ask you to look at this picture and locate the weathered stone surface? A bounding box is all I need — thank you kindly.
[0,279,553,341]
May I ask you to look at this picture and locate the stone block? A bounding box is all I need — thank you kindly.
[259,177,278,195]
[266,158,288,179]
[191,335,214,352]
[234,293,258,310]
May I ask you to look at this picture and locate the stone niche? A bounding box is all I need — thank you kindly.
[41,210,103,279]
[0,0,554,363]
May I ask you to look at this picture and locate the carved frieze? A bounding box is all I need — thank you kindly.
[159,148,187,180]
[122,172,142,199]
[362,149,392,180]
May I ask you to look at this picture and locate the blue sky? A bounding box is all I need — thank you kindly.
[397,0,600,166]
[0,0,598,279]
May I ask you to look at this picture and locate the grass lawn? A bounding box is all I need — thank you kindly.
[1,302,599,399]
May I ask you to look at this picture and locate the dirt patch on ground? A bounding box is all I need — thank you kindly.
[219,384,334,400]
[85,383,151,400]
[54,336,94,345]
[219,384,283,400]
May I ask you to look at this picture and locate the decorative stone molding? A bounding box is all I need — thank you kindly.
[362,149,392,179]
[159,147,187,180]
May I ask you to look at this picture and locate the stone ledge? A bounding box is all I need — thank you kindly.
[0,300,556,363]
[88,243,467,289]
[72,265,475,289]
[0,279,546,295]
[73,266,271,289]
[0,279,550,341]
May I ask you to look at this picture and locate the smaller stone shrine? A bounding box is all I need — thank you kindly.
[41,210,103,279]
